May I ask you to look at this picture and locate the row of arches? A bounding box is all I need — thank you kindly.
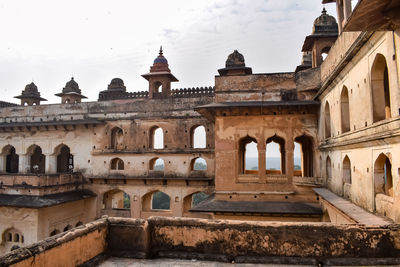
[1,144,73,174]
[49,221,83,237]
[324,153,393,198]
[240,134,314,177]
[109,125,207,150]
[102,189,209,212]
[110,157,207,171]
[324,53,392,139]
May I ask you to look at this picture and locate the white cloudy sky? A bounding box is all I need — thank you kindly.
[0,0,352,104]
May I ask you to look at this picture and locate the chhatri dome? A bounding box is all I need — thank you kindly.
[149,46,171,73]
[312,8,338,34]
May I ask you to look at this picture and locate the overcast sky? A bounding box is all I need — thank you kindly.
[0,0,350,104]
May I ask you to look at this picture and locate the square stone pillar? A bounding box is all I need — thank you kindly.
[19,155,30,173]
[258,149,266,180]
[46,154,57,174]
[285,143,294,184]
[0,156,5,173]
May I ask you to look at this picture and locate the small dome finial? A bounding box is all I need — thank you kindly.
[159,46,163,56]
[322,7,327,14]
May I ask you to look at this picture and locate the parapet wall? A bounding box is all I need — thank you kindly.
[1,216,400,266]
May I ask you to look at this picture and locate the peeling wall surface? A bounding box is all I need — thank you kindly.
[1,217,400,266]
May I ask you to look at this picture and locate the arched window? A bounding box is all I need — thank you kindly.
[63,225,72,232]
[343,155,351,184]
[3,145,19,173]
[154,81,162,93]
[191,125,206,148]
[326,156,332,179]
[29,145,45,173]
[50,229,60,237]
[102,189,130,209]
[321,46,331,62]
[340,86,350,133]
[374,153,393,197]
[110,127,123,150]
[266,135,285,175]
[371,54,391,122]
[191,192,209,207]
[150,126,164,149]
[151,191,171,210]
[56,145,73,173]
[75,222,83,227]
[238,136,258,174]
[110,158,124,170]
[3,229,24,243]
[294,135,314,177]
[191,157,207,171]
[324,102,331,138]
[149,157,164,171]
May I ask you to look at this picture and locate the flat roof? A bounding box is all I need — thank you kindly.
[0,189,96,208]
[190,197,323,215]
[0,118,104,129]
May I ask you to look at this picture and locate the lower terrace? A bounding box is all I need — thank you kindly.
[1,211,399,267]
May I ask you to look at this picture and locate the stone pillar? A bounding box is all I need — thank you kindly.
[172,195,182,217]
[46,154,57,174]
[336,0,344,34]
[286,142,294,184]
[343,0,352,24]
[0,155,5,173]
[258,141,266,180]
[19,155,30,173]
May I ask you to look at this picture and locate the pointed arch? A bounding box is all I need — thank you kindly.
[190,125,206,148]
[55,144,73,173]
[50,229,60,237]
[374,153,393,197]
[151,191,171,210]
[110,158,124,170]
[149,157,164,171]
[2,145,19,173]
[191,157,207,171]
[27,145,45,173]
[340,86,350,133]
[343,155,351,184]
[371,54,391,122]
[149,126,164,149]
[326,156,332,179]
[294,134,314,177]
[324,101,331,138]
[238,136,258,174]
[102,189,130,209]
[183,191,209,213]
[266,135,285,175]
[110,127,123,150]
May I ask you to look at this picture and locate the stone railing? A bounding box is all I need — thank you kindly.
[1,216,399,266]
[98,87,214,101]
[171,86,214,97]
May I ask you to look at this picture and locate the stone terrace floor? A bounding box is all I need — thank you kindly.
[99,258,312,267]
